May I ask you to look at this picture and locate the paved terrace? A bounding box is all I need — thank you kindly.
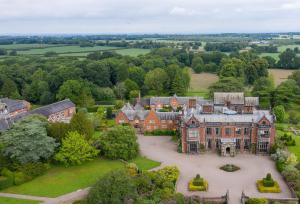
[138,135,292,204]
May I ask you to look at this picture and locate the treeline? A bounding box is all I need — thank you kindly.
[204,42,248,52]
[0,48,191,107]
[251,44,278,53]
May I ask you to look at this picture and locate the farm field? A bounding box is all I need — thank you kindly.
[189,69,218,95]
[260,52,280,60]
[268,69,294,86]
[17,45,121,55]
[58,48,150,57]
[0,43,58,50]
[278,44,300,52]
[2,157,160,197]
[0,197,39,204]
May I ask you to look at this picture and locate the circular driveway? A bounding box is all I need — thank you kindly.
[138,135,292,204]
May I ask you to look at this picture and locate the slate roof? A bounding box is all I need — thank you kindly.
[214,92,245,105]
[123,110,149,120]
[0,98,28,113]
[184,110,274,124]
[0,118,12,132]
[30,99,75,117]
[150,95,209,106]
[245,97,259,106]
[156,112,179,120]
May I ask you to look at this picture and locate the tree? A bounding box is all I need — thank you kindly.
[99,126,139,160]
[144,68,168,95]
[57,80,94,107]
[277,49,300,69]
[87,170,137,204]
[209,77,244,96]
[128,66,145,86]
[124,79,139,99]
[23,81,50,104]
[262,56,276,68]
[47,122,70,142]
[55,131,99,166]
[191,55,204,73]
[106,107,113,119]
[0,115,58,164]
[171,72,186,95]
[69,112,94,140]
[0,78,20,99]
[274,79,300,108]
[92,87,115,102]
[0,49,7,55]
[273,105,285,123]
[252,77,274,108]
[96,106,106,127]
[219,58,245,78]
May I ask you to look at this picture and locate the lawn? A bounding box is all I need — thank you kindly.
[288,136,300,161]
[0,43,58,50]
[2,156,160,197]
[115,48,151,57]
[189,69,218,91]
[0,197,39,204]
[278,45,300,52]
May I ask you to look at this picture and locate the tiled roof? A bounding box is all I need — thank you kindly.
[245,97,259,106]
[30,99,75,117]
[156,112,179,120]
[185,110,274,124]
[150,95,209,105]
[214,92,245,105]
[0,98,28,113]
[123,110,149,120]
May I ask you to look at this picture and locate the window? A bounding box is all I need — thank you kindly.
[225,128,231,136]
[235,128,241,135]
[188,129,199,138]
[207,138,212,149]
[258,142,269,153]
[236,139,240,149]
[259,130,270,137]
[215,139,221,149]
[119,120,125,123]
[168,120,173,124]
[244,139,250,150]
[206,128,212,135]
[215,127,221,136]
[161,120,166,123]
[189,142,198,153]
[244,128,249,135]
[149,120,155,124]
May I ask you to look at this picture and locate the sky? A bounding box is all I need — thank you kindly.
[0,0,300,34]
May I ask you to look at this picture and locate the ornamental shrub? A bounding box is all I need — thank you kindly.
[263,173,274,187]
[13,172,31,185]
[246,198,269,204]
[16,162,49,178]
[193,174,204,186]
[126,163,138,176]
[0,176,14,190]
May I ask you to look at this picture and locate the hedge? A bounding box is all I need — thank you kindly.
[0,176,14,190]
[188,179,208,191]
[144,129,176,136]
[256,180,281,193]
[246,198,269,204]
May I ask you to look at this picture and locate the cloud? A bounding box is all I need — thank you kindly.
[0,0,299,34]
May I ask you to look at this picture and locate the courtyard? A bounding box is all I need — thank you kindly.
[138,135,292,204]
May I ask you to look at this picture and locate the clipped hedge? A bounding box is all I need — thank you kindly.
[256,180,281,193]
[246,198,269,204]
[188,179,208,191]
[144,129,176,136]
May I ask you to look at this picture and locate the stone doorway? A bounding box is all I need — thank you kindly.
[226,147,230,155]
[221,142,236,157]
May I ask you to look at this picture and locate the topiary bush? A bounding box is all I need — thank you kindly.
[257,174,281,193]
[246,198,269,204]
[188,174,208,191]
[220,164,240,172]
[263,173,275,187]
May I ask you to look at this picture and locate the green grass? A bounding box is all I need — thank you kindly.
[2,157,160,197]
[0,197,39,204]
[18,45,120,55]
[259,53,280,60]
[115,48,151,56]
[278,45,300,52]
[288,136,300,161]
[187,89,210,99]
[0,43,58,50]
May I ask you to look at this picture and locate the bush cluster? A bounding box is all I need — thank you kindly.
[246,198,269,204]
[220,164,240,172]
[87,166,180,204]
[280,133,296,146]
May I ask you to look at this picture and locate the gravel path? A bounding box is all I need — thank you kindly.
[138,135,292,204]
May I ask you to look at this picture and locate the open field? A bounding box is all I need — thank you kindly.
[278,45,300,52]
[0,197,39,204]
[189,69,218,91]
[268,69,294,86]
[115,48,151,56]
[0,43,58,50]
[260,53,280,60]
[288,136,300,161]
[2,157,160,197]
[17,45,121,55]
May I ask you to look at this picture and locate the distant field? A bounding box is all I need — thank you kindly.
[188,69,218,98]
[268,69,294,86]
[0,43,58,50]
[115,48,151,56]
[260,53,280,60]
[18,45,120,55]
[278,44,300,52]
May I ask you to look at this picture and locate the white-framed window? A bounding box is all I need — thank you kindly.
[188,129,199,138]
[149,120,155,124]
[119,120,125,123]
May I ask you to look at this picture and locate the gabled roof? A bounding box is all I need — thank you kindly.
[122,110,149,120]
[30,99,75,117]
[121,103,134,111]
[0,98,28,113]
[245,97,259,106]
[149,95,209,106]
[156,112,179,120]
[214,92,245,105]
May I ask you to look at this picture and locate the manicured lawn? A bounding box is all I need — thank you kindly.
[0,197,39,204]
[288,136,300,161]
[3,156,160,197]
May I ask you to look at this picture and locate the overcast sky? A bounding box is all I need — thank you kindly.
[1,0,300,34]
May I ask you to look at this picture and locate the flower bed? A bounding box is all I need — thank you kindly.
[256,173,281,193]
[188,174,208,191]
[220,164,240,172]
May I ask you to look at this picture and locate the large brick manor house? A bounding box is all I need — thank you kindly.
[115,92,275,156]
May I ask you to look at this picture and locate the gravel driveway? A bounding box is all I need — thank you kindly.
[138,135,292,204]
